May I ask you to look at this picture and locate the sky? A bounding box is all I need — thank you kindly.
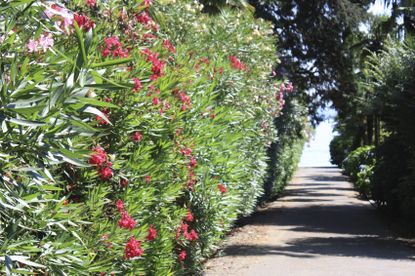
[299,121,335,167]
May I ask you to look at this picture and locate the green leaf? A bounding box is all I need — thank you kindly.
[55,153,89,167]
[77,97,119,109]
[90,58,133,68]
[74,22,87,66]
[9,256,46,268]
[41,185,62,191]
[6,117,45,127]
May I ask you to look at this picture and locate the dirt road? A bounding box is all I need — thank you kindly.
[204,167,415,276]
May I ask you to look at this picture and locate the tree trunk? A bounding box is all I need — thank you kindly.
[367,115,374,145]
[374,114,380,146]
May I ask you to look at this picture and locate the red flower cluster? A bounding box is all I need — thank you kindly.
[179,147,192,156]
[173,89,192,111]
[74,13,94,32]
[132,131,143,142]
[178,143,197,189]
[98,166,113,180]
[125,236,144,259]
[116,199,124,211]
[276,82,294,109]
[228,55,246,71]
[101,36,129,58]
[116,199,136,230]
[133,78,142,93]
[89,146,113,180]
[178,250,186,262]
[189,157,197,168]
[217,183,227,194]
[185,210,194,222]
[86,0,96,7]
[135,11,152,26]
[146,224,157,241]
[142,49,165,81]
[163,39,176,54]
[118,211,137,230]
[142,33,157,43]
[152,96,160,106]
[89,146,106,166]
[135,11,158,32]
[176,221,199,242]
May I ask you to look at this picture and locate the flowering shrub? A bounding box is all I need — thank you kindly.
[342,146,376,196]
[0,0,302,274]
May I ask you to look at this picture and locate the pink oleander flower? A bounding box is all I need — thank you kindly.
[125,236,144,259]
[180,147,192,156]
[98,166,113,180]
[44,4,74,31]
[116,199,124,211]
[89,146,107,166]
[185,210,194,222]
[217,183,227,194]
[73,13,95,32]
[152,97,160,106]
[184,229,199,241]
[96,109,110,125]
[135,11,152,26]
[285,82,294,93]
[146,224,157,241]
[38,33,54,52]
[27,39,38,53]
[118,211,136,230]
[189,157,197,168]
[228,55,246,71]
[86,0,96,7]
[163,39,176,53]
[178,250,186,261]
[133,78,142,92]
[132,132,143,142]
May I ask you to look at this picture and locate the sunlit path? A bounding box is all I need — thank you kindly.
[204,167,415,275]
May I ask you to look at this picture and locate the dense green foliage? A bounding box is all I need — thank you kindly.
[342,146,375,196]
[329,135,354,167]
[366,41,415,219]
[333,40,415,226]
[264,95,307,198]
[0,0,306,274]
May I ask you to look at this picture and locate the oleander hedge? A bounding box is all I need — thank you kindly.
[0,1,304,274]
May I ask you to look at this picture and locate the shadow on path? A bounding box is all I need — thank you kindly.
[206,167,415,275]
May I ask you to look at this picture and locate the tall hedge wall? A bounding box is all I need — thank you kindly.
[0,1,305,274]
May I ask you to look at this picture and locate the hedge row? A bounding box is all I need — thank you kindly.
[0,1,304,274]
[331,40,415,229]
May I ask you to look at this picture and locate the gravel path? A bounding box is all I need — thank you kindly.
[204,167,415,276]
